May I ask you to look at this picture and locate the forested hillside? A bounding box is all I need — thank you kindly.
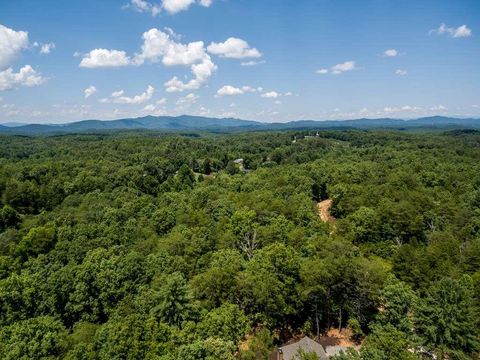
[0,130,479,359]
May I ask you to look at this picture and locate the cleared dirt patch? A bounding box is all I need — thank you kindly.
[317,199,335,223]
[319,328,361,349]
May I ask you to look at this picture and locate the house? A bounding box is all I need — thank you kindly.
[270,337,328,360]
[325,345,353,358]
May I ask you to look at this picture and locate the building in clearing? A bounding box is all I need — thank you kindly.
[269,336,328,360]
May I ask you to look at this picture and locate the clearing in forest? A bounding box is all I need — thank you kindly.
[317,199,335,223]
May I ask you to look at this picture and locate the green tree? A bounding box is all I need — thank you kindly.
[198,303,249,344]
[152,272,192,327]
[0,205,20,232]
[377,275,417,332]
[0,316,67,360]
[415,275,479,357]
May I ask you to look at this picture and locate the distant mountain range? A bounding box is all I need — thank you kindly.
[1,115,480,135]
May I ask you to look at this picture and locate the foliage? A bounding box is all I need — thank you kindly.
[0,130,479,358]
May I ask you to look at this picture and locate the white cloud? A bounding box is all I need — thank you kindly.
[198,0,212,7]
[430,104,447,111]
[40,42,56,54]
[164,56,216,92]
[284,92,293,96]
[127,0,162,16]
[80,28,216,92]
[261,91,280,98]
[384,49,398,57]
[452,25,472,38]
[216,85,257,97]
[207,37,262,59]
[111,90,125,97]
[143,100,167,116]
[162,0,195,13]
[143,104,156,112]
[240,60,266,66]
[395,69,407,76]
[0,24,29,70]
[242,86,257,93]
[135,29,205,66]
[316,61,357,75]
[124,0,213,15]
[100,85,154,104]
[431,23,472,38]
[331,61,357,74]
[133,28,217,92]
[274,100,281,105]
[217,85,244,96]
[383,107,398,113]
[0,65,46,90]
[84,85,97,98]
[176,92,198,106]
[80,49,131,68]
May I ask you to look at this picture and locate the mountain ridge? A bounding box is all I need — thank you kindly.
[1,115,480,135]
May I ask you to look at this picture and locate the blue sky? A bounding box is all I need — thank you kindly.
[0,0,479,123]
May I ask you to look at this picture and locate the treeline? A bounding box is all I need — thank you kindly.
[0,130,479,359]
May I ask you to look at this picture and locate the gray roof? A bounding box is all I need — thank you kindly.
[325,345,352,357]
[278,337,328,360]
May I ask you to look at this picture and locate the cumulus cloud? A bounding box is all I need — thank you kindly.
[207,37,262,59]
[331,61,357,74]
[134,29,205,66]
[81,28,219,91]
[217,85,244,96]
[431,23,472,38]
[124,0,213,15]
[80,49,131,68]
[40,42,56,54]
[100,85,154,104]
[0,65,46,90]
[240,60,266,66]
[384,49,398,57]
[0,24,29,70]
[84,85,97,98]
[162,0,196,13]
[112,90,125,97]
[216,85,258,96]
[316,61,357,75]
[176,92,199,106]
[164,57,216,92]
[395,69,407,76]
[127,0,162,16]
[143,100,167,115]
[133,28,217,92]
[261,91,280,98]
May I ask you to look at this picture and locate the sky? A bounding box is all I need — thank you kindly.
[0,0,479,124]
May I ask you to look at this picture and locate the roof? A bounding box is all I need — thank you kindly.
[325,345,353,357]
[277,337,328,360]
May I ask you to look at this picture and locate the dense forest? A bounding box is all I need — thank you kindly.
[0,129,479,359]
